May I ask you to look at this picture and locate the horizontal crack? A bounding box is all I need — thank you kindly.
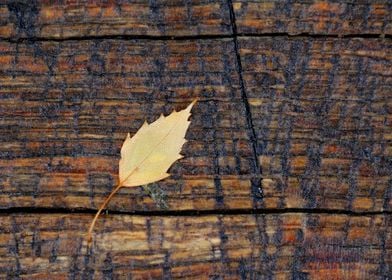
[0,32,390,43]
[1,207,391,217]
[0,34,234,43]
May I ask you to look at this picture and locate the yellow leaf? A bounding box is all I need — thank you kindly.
[119,99,196,187]
[87,99,197,244]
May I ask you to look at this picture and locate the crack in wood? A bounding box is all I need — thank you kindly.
[0,33,390,44]
[1,207,391,217]
[227,0,263,205]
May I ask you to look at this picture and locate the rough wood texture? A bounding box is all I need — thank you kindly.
[233,1,392,35]
[1,2,391,278]
[0,1,231,39]
[1,37,392,213]
[239,37,392,212]
[0,39,263,212]
[1,213,390,279]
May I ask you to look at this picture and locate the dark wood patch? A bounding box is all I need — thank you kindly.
[239,37,392,212]
[233,1,392,35]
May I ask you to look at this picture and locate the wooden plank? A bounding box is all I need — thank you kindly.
[0,1,231,39]
[0,38,263,212]
[0,213,390,278]
[239,37,392,212]
[1,38,391,213]
[233,1,392,35]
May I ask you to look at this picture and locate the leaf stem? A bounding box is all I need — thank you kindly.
[87,183,123,245]
[87,167,138,245]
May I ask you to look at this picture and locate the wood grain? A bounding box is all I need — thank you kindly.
[0,1,231,39]
[1,213,390,279]
[0,38,262,212]
[0,2,391,279]
[1,37,391,212]
[233,0,392,35]
[239,37,392,212]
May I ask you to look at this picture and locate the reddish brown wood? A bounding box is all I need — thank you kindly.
[233,1,392,35]
[0,39,260,212]
[239,37,392,212]
[0,213,390,279]
[1,37,391,213]
[0,2,391,278]
[0,1,231,39]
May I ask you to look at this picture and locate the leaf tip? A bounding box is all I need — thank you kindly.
[184,98,198,114]
[190,98,198,108]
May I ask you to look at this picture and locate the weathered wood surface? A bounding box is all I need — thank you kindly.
[239,37,392,212]
[233,0,392,35]
[0,38,261,212]
[0,1,231,39]
[2,1,391,40]
[1,2,391,279]
[1,213,391,279]
[1,37,391,212]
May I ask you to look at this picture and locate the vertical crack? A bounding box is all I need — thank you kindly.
[227,0,263,205]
